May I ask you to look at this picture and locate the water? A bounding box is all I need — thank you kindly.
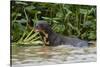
[11,45,96,67]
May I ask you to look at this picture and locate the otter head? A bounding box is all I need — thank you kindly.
[34,21,52,33]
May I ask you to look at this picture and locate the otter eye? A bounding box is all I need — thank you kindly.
[36,26,38,28]
[36,25,39,28]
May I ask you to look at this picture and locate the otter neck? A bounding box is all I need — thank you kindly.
[45,28,54,36]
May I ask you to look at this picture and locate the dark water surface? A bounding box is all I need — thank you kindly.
[11,45,96,67]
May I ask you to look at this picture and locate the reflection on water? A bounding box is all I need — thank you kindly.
[11,45,96,67]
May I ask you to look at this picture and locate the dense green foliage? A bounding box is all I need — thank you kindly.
[11,1,96,45]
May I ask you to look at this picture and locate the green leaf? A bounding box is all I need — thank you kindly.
[80,9,87,14]
[15,1,28,5]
